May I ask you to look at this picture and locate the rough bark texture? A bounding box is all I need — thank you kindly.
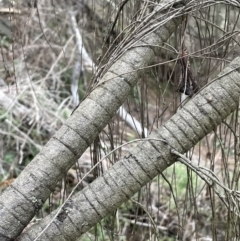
[17,58,240,240]
[0,1,185,240]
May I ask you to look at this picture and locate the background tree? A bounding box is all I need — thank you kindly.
[0,0,240,240]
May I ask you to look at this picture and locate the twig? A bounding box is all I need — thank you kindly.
[171,149,240,215]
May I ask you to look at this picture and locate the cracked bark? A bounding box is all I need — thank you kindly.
[17,57,240,240]
[0,0,186,240]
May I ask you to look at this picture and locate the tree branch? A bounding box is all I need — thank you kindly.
[17,57,240,240]
[0,1,186,240]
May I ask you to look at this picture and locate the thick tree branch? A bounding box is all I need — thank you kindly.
[0,1,186,240]
[18,58,240,240]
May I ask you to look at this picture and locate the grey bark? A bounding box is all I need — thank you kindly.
[0,0,185,240]
[18,57,240,240]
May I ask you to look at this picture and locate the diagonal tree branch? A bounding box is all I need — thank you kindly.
[0,1,187,240]
[17,57,240,240]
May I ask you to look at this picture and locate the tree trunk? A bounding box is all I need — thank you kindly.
[0,1,186,240]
